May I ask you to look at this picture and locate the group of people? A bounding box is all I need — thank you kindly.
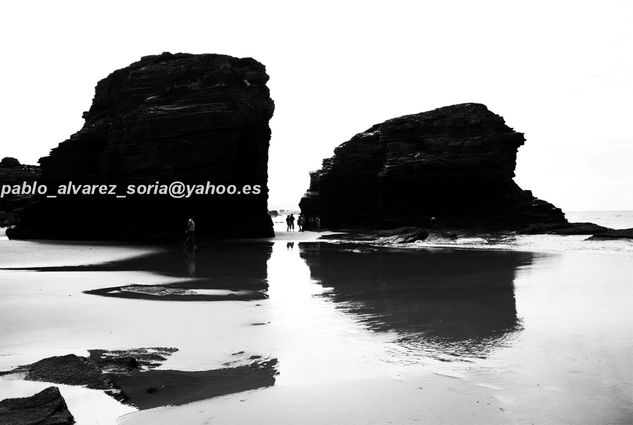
[183,212,325,246]
[286,213,320,232]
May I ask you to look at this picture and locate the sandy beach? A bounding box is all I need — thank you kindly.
[1,3,631,422]
[1,219,632,424]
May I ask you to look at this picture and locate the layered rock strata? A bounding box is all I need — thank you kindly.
[8,52,274,240]
[300,103,568,231]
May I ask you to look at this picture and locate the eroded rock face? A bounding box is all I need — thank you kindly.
[8,52,274,241]
[0,386,75,425]
[300,103,567,230]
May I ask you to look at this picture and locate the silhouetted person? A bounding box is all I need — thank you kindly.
[286,214,295,231]
[315,215,321,231]
[430,216,437,229]
[184,216,196,248]
[297,214,305,232]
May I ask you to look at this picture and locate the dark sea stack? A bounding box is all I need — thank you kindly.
[299,103,567,230]
[0,157,22,168]
[8,52,274,241]
[0,386,75,425]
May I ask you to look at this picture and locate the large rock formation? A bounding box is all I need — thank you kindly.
[0,157,41,227]
[300,103,567,230]
[8,52,274,241]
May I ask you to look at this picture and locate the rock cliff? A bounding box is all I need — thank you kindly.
[8,52,274,241]
[300,103,568,230]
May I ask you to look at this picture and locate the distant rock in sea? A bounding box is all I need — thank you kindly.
[589,228,633,240]
[299,103,582,232]
[0,157,41,227]
[0,157,22,168]
[7,52,274,241]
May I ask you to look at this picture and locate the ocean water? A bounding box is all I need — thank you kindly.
[416,210,633,254]
[566,210,633,229]
[0,211,631,424]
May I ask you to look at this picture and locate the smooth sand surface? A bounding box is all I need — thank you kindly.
[118,242,632,425]
[0,229,631,424]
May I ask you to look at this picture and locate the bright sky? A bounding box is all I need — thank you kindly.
[1,1,631,211]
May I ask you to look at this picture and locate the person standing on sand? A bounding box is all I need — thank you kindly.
[315,215,321,231]
[184,216,196,248]
[297,214,305,232]
[287,214,296,231]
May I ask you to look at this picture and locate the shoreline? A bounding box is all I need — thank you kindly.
[0,218,632,424]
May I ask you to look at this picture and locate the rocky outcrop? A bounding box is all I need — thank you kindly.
[0,386,74,425]
[521,221,611,235]
[4,348,179,395]
[299,103,568,231]
[0,157,22,168]
[3,348,277,410]
[589,228,633,239]
[8,52,274,241]
[0,157,41,227]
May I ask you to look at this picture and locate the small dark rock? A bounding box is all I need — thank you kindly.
[0,157,21,168]
[589,228,633,240]
[3,350,277,411]
[521,222,612,235]
[0,386,75,425]
[25,354,112,390]
[0,158,41,227]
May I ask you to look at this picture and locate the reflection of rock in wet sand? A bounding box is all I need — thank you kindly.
[1,347,278,410]
[300,243,534,357]
[6,242,273,301]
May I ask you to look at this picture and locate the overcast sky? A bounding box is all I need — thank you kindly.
[1,0,631,211]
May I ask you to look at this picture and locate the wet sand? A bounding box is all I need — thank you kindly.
[0,228,631,424]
